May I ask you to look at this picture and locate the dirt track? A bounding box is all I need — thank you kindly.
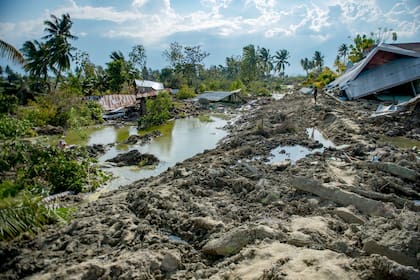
[1,92,419,279]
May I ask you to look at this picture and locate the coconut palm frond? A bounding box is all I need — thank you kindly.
[0,194,46,240]
[0,39,26,65]
[0,192,75,241]
[0,196,44,240]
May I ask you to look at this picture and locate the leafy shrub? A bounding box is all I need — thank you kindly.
[198,114,213,122]
[17,96,103,129]
[16,102,57,127]
[176,85,196,100]
[248,81,270,96]
[229,79,246,92]
[0,93,18,115]
[0,141,104,197]
[0,115,35,140]
[138,91,173,129]
[46,154,88,193]
[87,101,103,122]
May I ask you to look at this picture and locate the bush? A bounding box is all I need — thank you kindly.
[87,101,103,123]
[0,93,18,115]
[229,79,246,92]
[16,96,103,129]
[138,91,173,129]
[0,115,35,140]
[176,85,196,100]
[0,141,105,197]
[248,81,270,96]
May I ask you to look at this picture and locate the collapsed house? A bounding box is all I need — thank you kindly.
[88,80,164,120]
[134,80,164,94]
[328,43,420,102]
[193,89,244,104]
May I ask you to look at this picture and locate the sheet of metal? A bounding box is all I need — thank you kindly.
[99,95,138,111]
[134,80,164,91]
[346,57,420,99]
[328,43,420,98]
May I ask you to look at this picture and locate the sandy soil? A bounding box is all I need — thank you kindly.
[1,92,419,280]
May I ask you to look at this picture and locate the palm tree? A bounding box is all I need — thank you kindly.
[257,47,273,78]
[43,13,77,88]
[0,39,25,65]
[21,40,50,86]
[225,56,240,79]
[300,58,309,76]
[240,44,257,84]
[312,51,324,72]
[110,50,125,62]
[273,49,290,77]
[338,43,348,63]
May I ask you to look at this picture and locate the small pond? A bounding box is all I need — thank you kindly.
[66,116,229,190]
[269,128,335,164]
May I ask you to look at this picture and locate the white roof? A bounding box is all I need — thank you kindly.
[134,80,164,91]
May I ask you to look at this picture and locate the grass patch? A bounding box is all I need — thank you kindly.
[198,114,213,122]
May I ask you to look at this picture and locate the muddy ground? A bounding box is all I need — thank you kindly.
[1,92,419,279]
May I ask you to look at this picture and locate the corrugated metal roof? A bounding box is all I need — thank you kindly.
[134,80,164,91]
[194,89,241,102]
[196,91,233,102]
[99,95,138,111]
[328,43,420,99]
[345,57,420,99]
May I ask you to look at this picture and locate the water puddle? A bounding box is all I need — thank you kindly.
[306,127,335,148]
[68,116,229,190]
[268,128,334,164]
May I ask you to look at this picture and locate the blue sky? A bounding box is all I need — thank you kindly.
[1,0,419,75]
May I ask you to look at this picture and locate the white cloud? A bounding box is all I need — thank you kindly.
[0,19,44,43]
[132,0,149,9]
[0,0,418,50]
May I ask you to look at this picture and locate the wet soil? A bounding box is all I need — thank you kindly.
[1,92,419,279]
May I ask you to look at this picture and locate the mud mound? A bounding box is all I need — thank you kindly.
[1,92,419,279]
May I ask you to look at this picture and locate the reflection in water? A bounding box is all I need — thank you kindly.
[66,125,138,146]
[306,127,335,148]
[269,127,335,165]
[79,116,228,190]
[269,145,321,164]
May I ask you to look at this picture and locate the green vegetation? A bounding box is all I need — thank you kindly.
[0,115,35,140]
[0,192,74,240]
[176,85,196,99]
[138,91,173,129]
[0,141,107,196]
[0,140,107,240]
[198,114,213,122]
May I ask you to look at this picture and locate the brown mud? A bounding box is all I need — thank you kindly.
[1,92,419,279]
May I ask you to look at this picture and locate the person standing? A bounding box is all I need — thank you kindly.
[313,86,318,104]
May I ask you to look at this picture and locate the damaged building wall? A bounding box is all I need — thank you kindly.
[328,43,420,100]
[345,57,420,100]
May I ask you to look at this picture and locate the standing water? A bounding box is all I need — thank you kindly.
[268,128,335,164]
[67,116,229,190]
